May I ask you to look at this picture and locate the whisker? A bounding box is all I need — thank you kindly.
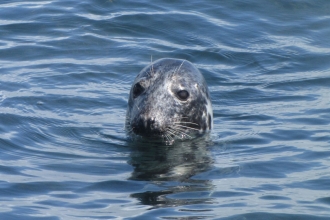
[126,127,134,133]
[173,121,199,126]
[162,133,168,143]
[174,117,199,124]
[134,103,140,111]
[166,128,183,140]
[168,127,192,139]
[163,132,174,145]
[175,60,185,74]
[167,134,174,144]
[173,124,200,131]
[151,55,154,74]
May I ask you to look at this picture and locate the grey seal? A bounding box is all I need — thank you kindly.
[126,58,213,145]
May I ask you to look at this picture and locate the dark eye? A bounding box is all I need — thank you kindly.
[176,90,189,101]
[133,83,144,98]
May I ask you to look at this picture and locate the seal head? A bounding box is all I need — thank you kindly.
[126,58,212,144]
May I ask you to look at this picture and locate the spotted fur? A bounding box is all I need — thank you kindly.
[126,58,212,145]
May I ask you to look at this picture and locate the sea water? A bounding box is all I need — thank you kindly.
[0,0,329,219]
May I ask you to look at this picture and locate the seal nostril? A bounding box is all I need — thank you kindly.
[147,117,156,129]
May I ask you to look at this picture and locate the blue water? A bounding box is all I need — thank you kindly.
[1,0,330,219]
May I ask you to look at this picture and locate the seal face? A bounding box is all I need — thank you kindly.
[126,58,213,145]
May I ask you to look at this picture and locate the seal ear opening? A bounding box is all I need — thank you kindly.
[133,83,145,99]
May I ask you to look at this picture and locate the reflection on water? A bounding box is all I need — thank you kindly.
[128,136,215,207]
[128,136,213,181]
[1,0,330,219]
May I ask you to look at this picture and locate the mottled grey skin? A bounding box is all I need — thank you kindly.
[126,58,212,144]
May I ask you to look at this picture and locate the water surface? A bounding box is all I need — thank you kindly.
[0,0,330,219]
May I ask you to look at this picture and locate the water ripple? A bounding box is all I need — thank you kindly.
[1,0,330,219]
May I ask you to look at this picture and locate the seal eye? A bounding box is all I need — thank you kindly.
[133,83,144,98]
[176,90,189,101]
